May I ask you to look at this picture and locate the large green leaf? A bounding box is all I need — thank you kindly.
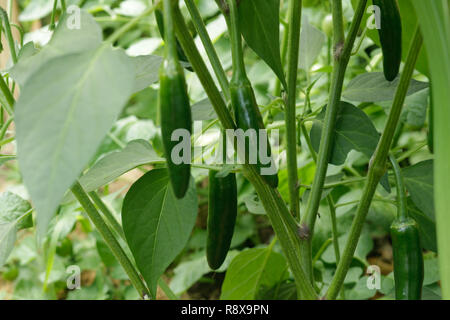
[0,192,33,267]
[310,101,380,165]
[238,0,286,88]
[122,169,198,298]
[342,72,428,102]
[15,47,135,238]
[402,160,434,219]
[11,11,102,87]
[408,198,437,252]
[79,139,163,193]
[220,247,288,300]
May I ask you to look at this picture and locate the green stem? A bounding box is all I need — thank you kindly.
[173,6,235,129]
[389,154,408,221]
[50,0,58,30]
[0,116,13,140]
[71,181,150,299]
[105,2,160,44]
[162,0,177,59]
[274,3,291,97]
[184,0,230,101]
[61,0,67,12]
[226,0,246,81]
[301,121,343,299]
[0,7,17,64]
[88,191,126,240]
[158,278,179,300]
[173,4,316,300]
[325,26,423,300]
[285,0,302,219]
[299,0,367,284]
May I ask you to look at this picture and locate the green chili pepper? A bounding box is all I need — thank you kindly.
[159,0,192,199]
[373,0,402,81]
[389,155,424,300]
[226,0,278,188]
[206,169,238,270]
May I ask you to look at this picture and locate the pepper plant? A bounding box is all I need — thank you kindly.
[0,0,448,300]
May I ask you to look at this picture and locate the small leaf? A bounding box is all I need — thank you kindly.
[220,247,288,300]
[299,17,326,71]
[402,160,434,219]
[191,96,219,121]
[131,55,163,93]
[0,192,33,229]
[0,192,33,267]
[310,102,380,165]
[169,250,239,295]
[122,169,198,298]
[342,72,429,102]
[238,0,286,88]
[408,198,437,252]
[79,140,163,193]
[19,0,53,22]
[15,47,135,238]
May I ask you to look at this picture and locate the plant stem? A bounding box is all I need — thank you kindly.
[0,7,17,64]
[389,154,407,221]
[285,0,302,219]
[274,3,291,97]
[299,0,367,284]
[173,5,235,130]
[71,181,150,299]
[226,0,246,82]
[326,26,423,300]
[158,278,179,300]
[173,4,316,299]
[301,121,343,298]
[88,191,126,240]
[105,2,160,44]
[184,0,230,101]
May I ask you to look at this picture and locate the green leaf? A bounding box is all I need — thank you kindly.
[169,250,239,295]
[299,17,326,71]
[220,247,288,300]
[0,192,33,267]
[191,96,219,121]
[15,46,135,238]
[342,72,428,102]
[310,102,380,165]
[402,160,434,219]
[238,0,286,88]
[131,55,163,93]
[408,199,437,252]
[79,140,163,193]
[11,11,102,87]
[122,169,198,298]
[0,192,32,229]
[19,0,53,22]
[322,231,373,264]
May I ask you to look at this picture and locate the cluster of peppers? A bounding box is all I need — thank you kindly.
[158,0,277,270]
[158,0,426,295]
